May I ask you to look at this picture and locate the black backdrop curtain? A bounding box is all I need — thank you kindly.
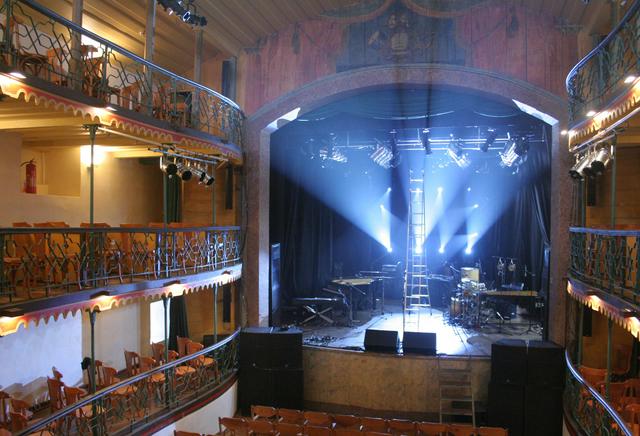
[169,295,189,351]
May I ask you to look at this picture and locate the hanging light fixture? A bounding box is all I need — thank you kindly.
[447,137,471,168]
[421,129,432,155]
[480,129,497,152]
[589,146,611,175]
[176,160,193,181]
[160,155,178,177]
[569,153,594,180]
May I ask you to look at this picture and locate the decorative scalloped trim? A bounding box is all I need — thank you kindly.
[0,76,242,161]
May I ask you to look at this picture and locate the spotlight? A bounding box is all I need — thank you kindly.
[8,71,27,79]
[386,187,392,193]
[194,166,215,186]
[437,186,443,194]
[569,153,594,180]
[421,129,432,155]
[586,110,597,117]
[560,130,568,136]
[481,129,497,152]
[624,75,636,84]
[467,187,471,192]
[447,138,471,168]
[387,246,393,253]
[500,136,528,167]
[370,144,394,169]
[465,247,472,255]
[473,204,479,209]
[379,204,385,210]
[160,156,178,177]
[438,245,445,254]
[590,147,611,175]
[177,161,192,181]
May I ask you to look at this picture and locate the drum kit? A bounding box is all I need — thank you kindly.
[448,279,486,327]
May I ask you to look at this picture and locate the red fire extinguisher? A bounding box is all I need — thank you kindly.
[21,159,37,194]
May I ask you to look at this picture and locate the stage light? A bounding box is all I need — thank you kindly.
[586,110,597,117]
[473,204,479,209]
[465,247,472,254]
[590,147,611,175]
[625,75,637,84]
[160,155,178,177]
[177,161,193,181]
[387,246,393,253]
[80,145,106,167]
[386,187,392,193]
[370,144,394,169]
[379,204,385,210]
[500,137,528,167]
[437,186,443,194]
[569,153,595,180]
[421,129,432,155]
[447,139,471,168]
[8,71,26,79]
[560,130,568,136]
[481,129,497,152]
[467,187,471,192]
[438,245,445,254]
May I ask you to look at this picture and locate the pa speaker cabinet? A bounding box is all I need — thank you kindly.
[488,382,525,436]
[491,339,527,385]
[239,367,303,415]
[403,331,436,355]
[524,385,563,436]
[364,329,399,353]
[239,327,303,369]
[526,340,565,387]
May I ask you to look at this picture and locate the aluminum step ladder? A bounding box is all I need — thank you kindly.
[403,170,431,333]
[438,357,476,426]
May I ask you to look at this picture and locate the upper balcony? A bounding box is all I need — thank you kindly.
[566,1,640,148]
[0,0,243,160]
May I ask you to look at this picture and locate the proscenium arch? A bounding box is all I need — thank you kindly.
[244,64,572,345]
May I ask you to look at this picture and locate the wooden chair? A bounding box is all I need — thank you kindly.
[416,422,448,436]
[333,414,361,429]
[152,342,168,364]
[624,403,640,435]
[579,366,607,387]
[177,336,192,357]
[219,417,248,436]
[252,405,278,421]
[304,425,333,436]
[9,398,33,421]
[100,366,138,417]
[247,419,276,436]
[361,418,388,433]
[620,379,640,407]
[47,377,65,412]
[9,412,29,432]
[124,350,142,377]
[475,426,508,436]
[186,341,219,382]
[140,356,166,402]
[446,424,477,436]
[388,419,417,436]
[278,408,305,424]
[334,428,363,436]
[274,422,302,436]
[303,411,333,427]
[0,392,10,429]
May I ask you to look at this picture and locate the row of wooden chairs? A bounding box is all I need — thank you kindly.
[0,391,35,432]
[221,415,506,436]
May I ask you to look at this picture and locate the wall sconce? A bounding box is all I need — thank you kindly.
[80,145,107,167]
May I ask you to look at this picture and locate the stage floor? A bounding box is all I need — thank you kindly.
[301,301,542,356]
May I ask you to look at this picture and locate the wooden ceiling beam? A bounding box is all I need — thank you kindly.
[198,3,260,47]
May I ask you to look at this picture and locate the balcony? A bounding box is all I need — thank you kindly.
[0,0,243,156]
[0,224,241,333]
[566,1,640,144]
[569,227,639,307]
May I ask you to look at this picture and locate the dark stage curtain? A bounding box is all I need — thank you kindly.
[169,295,189,351]
[166,175,182,223]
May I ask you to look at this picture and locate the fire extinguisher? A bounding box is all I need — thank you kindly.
[21,159,37,194]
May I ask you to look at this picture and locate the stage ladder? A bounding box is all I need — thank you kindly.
[403,170,431,333]
[438,357,476,426]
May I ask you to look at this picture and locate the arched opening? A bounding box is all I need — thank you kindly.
[245,65,571,346]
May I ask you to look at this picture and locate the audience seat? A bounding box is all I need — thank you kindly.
[219,417,248,436]
[278,408,305,424]
[275,422,303,436]
[252,405,278,421]
[247,419,276,436]
[361,417,388,433]
[304,411,333,427]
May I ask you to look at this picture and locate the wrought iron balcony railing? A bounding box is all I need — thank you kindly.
[564,350,631,436]
[569,227,640,305]
[566,1,640,123]
[0,0,243,146]
[0,225,241,304]
[18,329,239,436]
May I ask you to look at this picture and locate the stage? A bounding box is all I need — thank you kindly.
[300,301,542,356]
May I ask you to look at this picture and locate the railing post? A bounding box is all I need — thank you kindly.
[610,145,617,229]
[577,300,584,366]
[2,0,13,60]
[70,0,84,91]
[606,317,613,399]
[214,284,218,344]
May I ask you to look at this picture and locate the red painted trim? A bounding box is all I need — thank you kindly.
[140,374,238,435]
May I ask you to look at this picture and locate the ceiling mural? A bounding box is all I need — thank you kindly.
[335,1,466,72]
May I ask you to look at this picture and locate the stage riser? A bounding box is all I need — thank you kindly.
[302,346,490,415]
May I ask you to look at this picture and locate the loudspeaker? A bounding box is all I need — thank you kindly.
[524,385,563,436]
[488,382,524,436]
[526,340,564,387]
[239,327,303,415]
[491,339,527,385]
[403,332,436,355]
[364,329,399,353]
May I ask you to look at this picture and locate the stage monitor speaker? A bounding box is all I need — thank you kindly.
[403,331,436,355]
[364,329,399,353]
[491,339,527,385]
[488,382,524,436]
[526,340,565,387]
[524,385,563,436]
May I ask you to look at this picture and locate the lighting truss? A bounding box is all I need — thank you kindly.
[152,144,223,186]
[156,0,207,26]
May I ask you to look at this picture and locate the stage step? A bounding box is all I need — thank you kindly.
[438,357,475,426]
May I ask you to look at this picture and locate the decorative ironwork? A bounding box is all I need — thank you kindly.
[0,226,241,303]
[564,350,632,436]
[566,1,640,123]
[19,329,239,436]
[569,227,640,305]
[0,0,244,147]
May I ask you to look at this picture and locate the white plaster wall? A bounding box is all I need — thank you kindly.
[154,381,238,436]
[0,313,83,405]
[82,301,143,372]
